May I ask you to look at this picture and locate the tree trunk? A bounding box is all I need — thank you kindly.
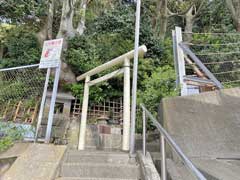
[155,0,168,40]
[60,62,77,83]
[0,46,3,59]
[47,0,55,39]
[57,0,76,39]
[76,0,88,35]
[36,19,48,46]
[36,0,55,45]
[237,21,240,32]
[226,0,240,32]
[55,0,79,83]
[184,6,195,42]
[55,0,92,83]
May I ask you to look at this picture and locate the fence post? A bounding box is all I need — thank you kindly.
[45,64,61,143]
[175,27,188,96]
[35,68,51,142]
[78,75,90,150]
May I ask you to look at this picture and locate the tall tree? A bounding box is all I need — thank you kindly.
[57,0,90,38]
[56,0,91,83]
[155,0,168,40]
[183,0,206,41]
[226,0,240,32]
[154,0,206,41]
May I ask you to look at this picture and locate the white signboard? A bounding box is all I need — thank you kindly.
[39,38,63,69]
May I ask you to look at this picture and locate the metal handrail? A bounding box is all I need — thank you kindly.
[140,104,206,180]
[0,64,40,72]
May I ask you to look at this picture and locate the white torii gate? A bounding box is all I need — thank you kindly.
[77,45,147,151]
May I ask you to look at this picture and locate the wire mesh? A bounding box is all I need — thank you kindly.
[182,32,240,87]
[0,64,47,122]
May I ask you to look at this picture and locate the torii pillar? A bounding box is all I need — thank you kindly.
[122,58,131,151]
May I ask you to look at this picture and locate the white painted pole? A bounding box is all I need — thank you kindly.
[130,0,141,156]
[35,68,51,142]
[175,27,188,96]
[122,58,131,151]
[45,63,61,143]
[78,76,90,150]
[172,30,179,88]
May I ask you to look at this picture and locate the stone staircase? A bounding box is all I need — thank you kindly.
[56,150,141,180]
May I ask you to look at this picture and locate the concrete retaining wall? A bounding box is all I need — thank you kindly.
[160,87,240,159]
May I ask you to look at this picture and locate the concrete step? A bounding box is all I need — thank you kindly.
[85,138,99,147]
[65,150,130,164]
[60,162,140,179]
[56,178,138,180]
[66,150,128,156]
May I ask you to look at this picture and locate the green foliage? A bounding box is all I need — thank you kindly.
[65,4,170,103]
[86,5,135,38]
[195,0,235,33]
[0,136,13,152]
[0,0,47,27]
[0,27,41,68]
[66,36,101,75]
[138,65,177,112]
[0,122,25,152]
[136,65,177,133]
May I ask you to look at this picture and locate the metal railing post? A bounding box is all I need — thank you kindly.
[175,27,188,96]
[142,109,146,156]
[161,134,167,180]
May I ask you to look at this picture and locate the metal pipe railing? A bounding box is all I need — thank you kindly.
[140,104,206,180]
[0,64,40,72]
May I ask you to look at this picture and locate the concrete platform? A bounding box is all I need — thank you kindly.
[161,87,240,158]
[3,143,66,180]
[0,142,30,159]
[159,87,240,179]
[193,158,240,180]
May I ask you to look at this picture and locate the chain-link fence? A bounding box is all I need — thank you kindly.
[0,64,47,123]
[182,32,240,88]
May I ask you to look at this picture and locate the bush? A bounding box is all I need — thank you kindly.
[0,122,26,152]
[136,65,178,133]
[0,27,41,68]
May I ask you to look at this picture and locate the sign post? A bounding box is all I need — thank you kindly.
[35,38,63,143]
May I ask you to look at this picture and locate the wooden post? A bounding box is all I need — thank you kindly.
[78,76,90,150]
[13,101,22,122]
[3,101,10,119]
